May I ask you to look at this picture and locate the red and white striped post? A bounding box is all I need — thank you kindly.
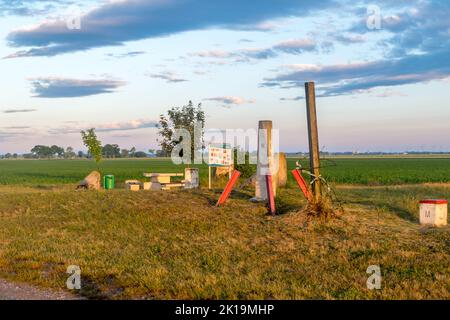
[266,174,276,215]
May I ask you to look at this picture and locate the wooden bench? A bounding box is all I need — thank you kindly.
[162,183,185,190]
[143,173,185,190]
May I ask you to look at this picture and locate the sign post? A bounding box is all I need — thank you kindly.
[208,143,233,190]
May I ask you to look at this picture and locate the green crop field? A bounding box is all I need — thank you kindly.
[0,158,199,186]
[0,157,449,186]
[290,158,450,185]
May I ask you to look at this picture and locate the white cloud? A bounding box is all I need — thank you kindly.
[263,49,450,96]
[5,0,334,57]
[2,108,37,113]
[273,38,317,53]
[190,50,234,59]
[28,77,126,98]
[146,71,188,83]
[49,119,158,135]
[204,96,255,107]
[190,38,318,63]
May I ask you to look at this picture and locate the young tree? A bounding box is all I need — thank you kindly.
[81,128,102,170]
[233,148,256,179]
[157,100,205,163]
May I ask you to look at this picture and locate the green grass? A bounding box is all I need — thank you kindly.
[288,157,450,185]
[0,159,208,186]
[1,157,450,186]
[0,157,448,299]
[0,184,448,299]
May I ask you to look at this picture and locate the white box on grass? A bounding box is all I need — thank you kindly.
[419,199,448,227]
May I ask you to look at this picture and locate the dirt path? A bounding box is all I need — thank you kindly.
[0,278,83,300]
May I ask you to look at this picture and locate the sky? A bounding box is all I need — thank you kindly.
[0,0,449,154]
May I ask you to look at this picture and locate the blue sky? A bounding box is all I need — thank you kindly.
[0,0,449,153]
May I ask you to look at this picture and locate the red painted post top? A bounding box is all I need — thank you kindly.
[419,199,448,205]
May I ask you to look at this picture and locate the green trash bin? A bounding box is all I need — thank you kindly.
[103,175,115,190]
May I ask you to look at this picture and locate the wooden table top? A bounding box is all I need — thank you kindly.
[143,173,184,178]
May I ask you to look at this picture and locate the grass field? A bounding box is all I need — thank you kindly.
[1,157,449,186]
[0,157,449,299]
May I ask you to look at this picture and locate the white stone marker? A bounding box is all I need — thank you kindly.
[253,120,279,201]
[184,168,199,189]
[419,199,448,227]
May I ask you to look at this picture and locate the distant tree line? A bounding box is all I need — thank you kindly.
[101,144,148,158]
[286,151,450,157]
[0,144,168,159]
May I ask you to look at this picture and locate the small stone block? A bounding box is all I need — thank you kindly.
[143,182,162,191]
[126,183,141,191]
[420,199,448,227]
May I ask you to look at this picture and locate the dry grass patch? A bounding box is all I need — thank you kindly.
[0,185,448,299]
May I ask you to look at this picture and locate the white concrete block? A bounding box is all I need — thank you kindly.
[143,182,162,191]
[184,168,199,189]
[126,184,141,191]
[420,200,448,227]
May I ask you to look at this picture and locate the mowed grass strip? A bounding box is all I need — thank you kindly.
[0,185,448,299]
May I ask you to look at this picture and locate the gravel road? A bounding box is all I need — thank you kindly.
[0,278,83,300]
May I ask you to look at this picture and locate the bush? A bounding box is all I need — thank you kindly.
[234,149,256,179]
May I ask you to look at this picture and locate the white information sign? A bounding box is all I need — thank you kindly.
[208,144,232,167]
[208,144,233,189]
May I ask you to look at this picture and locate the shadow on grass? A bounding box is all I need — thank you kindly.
[78,275,124,300]
[345,198,418,223]
[275,196,303,215]
[193,188,254,206]
[184,186,306,216]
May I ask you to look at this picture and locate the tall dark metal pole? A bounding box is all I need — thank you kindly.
[305,82,321,202]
